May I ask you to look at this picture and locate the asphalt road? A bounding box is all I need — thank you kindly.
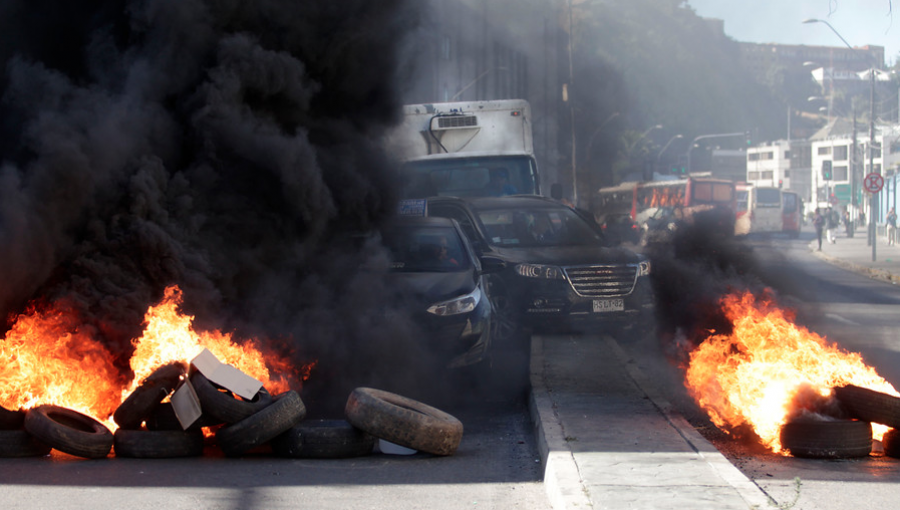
[617,231,900,510]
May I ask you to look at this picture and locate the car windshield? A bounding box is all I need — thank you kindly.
[477,206,603,248]
[381,225,471,272]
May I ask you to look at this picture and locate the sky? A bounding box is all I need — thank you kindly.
[687,0,899,65]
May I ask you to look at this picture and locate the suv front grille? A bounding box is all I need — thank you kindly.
[564,264,638,297]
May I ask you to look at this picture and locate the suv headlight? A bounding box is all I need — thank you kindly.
[427,286,482,316]
[638,260,651,276]
[515,263,566,280]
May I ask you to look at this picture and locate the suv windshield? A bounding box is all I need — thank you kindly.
[477,207,603,248]
[381,225,471,272]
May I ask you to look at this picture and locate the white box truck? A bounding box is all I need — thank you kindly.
[387,99,541,198]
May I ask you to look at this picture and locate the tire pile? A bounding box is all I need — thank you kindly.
[0,362,464,460]
[779,385,900,459]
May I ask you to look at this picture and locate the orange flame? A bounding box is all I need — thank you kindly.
[0,301,124,421]
[685,291,897,453]
[0,285,309,428]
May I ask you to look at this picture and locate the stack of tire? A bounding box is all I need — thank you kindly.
[779,384,900,459]
[832,385,900,459]
[1,363,464,460]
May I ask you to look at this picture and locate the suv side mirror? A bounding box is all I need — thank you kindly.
[478,256,506,275]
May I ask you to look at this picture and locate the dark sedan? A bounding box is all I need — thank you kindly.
[380,216,493,369]
[424,196,654,340]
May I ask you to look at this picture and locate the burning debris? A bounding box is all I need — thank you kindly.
[684,291,900,456]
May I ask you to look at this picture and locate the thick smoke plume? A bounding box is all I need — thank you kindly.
[0,0,430,408]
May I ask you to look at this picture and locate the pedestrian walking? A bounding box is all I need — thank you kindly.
[825,207,838,244]
[887,207,897,246]
[813,208,825,251]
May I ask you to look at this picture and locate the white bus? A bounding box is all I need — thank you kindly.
[735,184,783,236]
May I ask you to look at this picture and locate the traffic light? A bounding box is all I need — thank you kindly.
[745,131,752,147]
[821,160,833,180]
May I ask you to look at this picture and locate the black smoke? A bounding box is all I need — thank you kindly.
[0,0,432,408]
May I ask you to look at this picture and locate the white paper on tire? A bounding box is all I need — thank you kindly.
[191,348,263,399]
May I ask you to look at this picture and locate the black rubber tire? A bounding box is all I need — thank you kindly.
[114,362,187,430]
[113,429,205,458]
[780,420,872,459]
[344,387,464,456]
[190,371,273,424]
[882,428,900,458]
[0,429,52,457]
[0,404,26,430]
[24,405,114,459]
[145,402,222,432]
[271,419,376,459]
[215,390,306,457]
[833,385,900,428]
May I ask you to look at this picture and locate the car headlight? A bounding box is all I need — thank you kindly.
[515,263,566,280]
[638,260,651,276]
[427,286,482,316]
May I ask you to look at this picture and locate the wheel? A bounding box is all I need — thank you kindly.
[114,362,187,430]
[190,371,273,424]
[114,429,205,458]
[271,419,376,459]
[344,387,463,456]
[24,405,114,459]
[215,391,307,457]
[780,420,872,459]
[833,385,900,428]
[883,429,900,458]
[487,276,522,347]
[0,429,51,457]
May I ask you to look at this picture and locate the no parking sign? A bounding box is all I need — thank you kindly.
[864,173,884,194]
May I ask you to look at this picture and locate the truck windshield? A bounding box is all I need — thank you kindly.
[401,155,538,198]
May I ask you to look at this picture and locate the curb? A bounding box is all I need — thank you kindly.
[529,334,774,510]
[807,240,900,285]
[605,336,772,510]
[529,335,593,510]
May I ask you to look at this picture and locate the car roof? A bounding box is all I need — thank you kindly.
[387,215,458,228]
[426,195,567,210]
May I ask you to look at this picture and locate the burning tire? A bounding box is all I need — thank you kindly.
[833,385,900,428]
[113,429,205,458]
[780,419,872,459]
[344,387,463,456]
[24,405,114,459]
[190,371,273,424]
[0,404,25,430]
[0,429,52,457]
[215,390,306,457]
[114,362,187,430]
[271,419,376,459]
[145,402,222,432]
[882,429,900,458]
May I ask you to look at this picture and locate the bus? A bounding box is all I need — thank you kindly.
[595,177,736,242]
[734,184,790,237]
[781,191,802,238]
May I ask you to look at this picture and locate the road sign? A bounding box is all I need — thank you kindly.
[863,173,884,194]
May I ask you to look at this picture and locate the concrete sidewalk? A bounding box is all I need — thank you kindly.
[529,334,770,510]
[810,228,900,284]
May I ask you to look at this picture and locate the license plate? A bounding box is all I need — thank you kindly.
[593,299,624,312]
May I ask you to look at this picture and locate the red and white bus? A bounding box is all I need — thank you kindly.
[596,177,737,241]
[781,191,802,238]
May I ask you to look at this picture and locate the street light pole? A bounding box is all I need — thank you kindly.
[685,131,748,175]
[803,18,879,261]
[657,134,684,167]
